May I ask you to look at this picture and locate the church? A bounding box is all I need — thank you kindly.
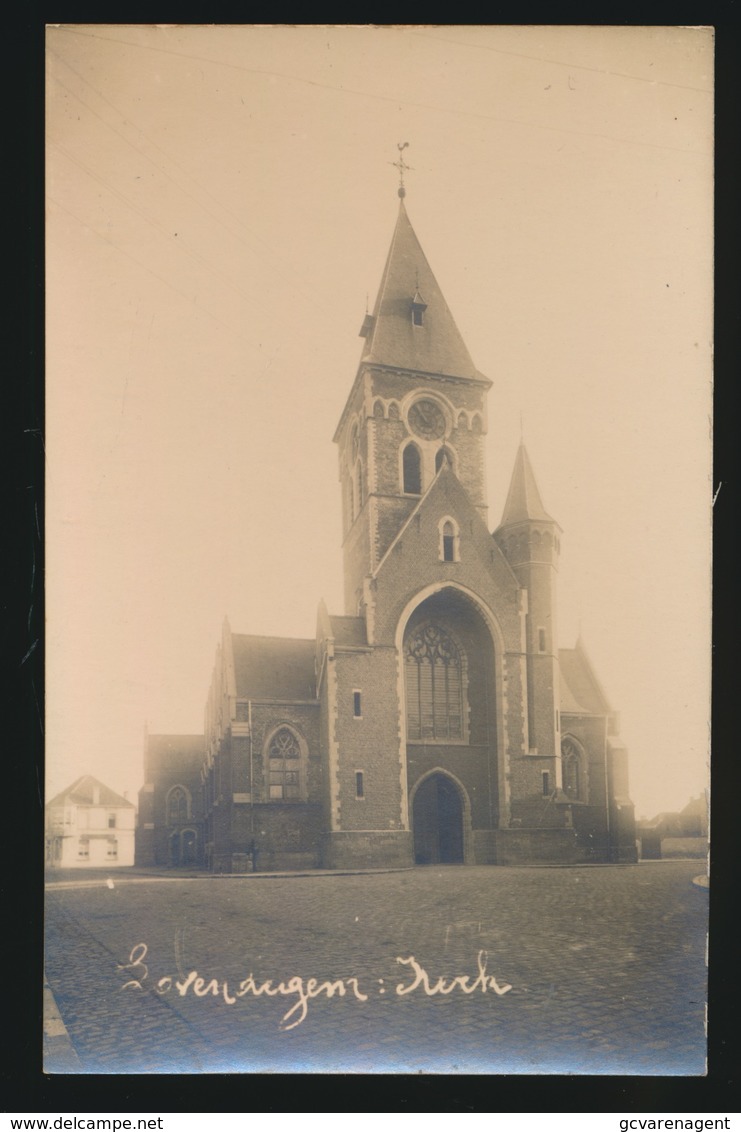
[136,181,637,873]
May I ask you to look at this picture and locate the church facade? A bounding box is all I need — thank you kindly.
[135,193,637,872]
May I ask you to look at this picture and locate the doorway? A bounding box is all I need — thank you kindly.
[412,773,465,864]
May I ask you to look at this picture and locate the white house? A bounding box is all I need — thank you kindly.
[46,775,136,868]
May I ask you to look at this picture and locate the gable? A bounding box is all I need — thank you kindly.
[559,648,611,715]
[46,774,134,810]
[370,465,522,646]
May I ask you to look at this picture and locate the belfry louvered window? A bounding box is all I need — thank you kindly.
[269,728,302,800]
[405,624,463,741]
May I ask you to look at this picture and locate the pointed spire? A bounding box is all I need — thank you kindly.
[499,442,555,526]
[360,200,481,381]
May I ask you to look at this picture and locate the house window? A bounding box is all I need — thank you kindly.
[268,727,302,801]
[355,772,365,799]
[108,813,116,828]
[402,443,422,495]
[107,841,118,859]
[542,771,550,796]
[353,691,362,718]
[78,839,89,859]
[167,786,189,825]
[405,623,464,741]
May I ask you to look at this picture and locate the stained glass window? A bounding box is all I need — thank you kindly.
[269,728,302,801]
[405,624,463,741]
[167,786,189,825]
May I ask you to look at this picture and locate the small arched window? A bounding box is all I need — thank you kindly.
[442,521,455,562]
[373,399,385,418]
[402,443,422,494]
[438,517,460,562]
[435,446,456,475]
[166,785,190,826]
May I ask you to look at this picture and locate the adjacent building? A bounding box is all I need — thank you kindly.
[137,189,637,871]
[46,775,135,868]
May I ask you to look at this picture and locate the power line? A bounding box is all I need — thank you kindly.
[408,29,713,95]
[48,193,268,350]
[49,137,278,323]
[47,51,338,325]
[53,26,710,158]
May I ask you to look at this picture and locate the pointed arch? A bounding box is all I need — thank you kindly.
[435,444,457,475]
[263,724,308,802]
[394,583,509,833]
[356,460,364,509]
[402,441,422,495]
[409,767,473,864]
[404,622,466,741]
[438,515,460,562]
[166,785,191,825]
[561,735,588,802]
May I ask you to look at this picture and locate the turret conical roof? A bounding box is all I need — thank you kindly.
[360,200,483,382]
[498,442,556,526]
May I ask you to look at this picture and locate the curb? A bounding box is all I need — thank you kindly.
[43,972,82,1073]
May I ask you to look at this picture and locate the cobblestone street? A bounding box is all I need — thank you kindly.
[44,860,707,1076]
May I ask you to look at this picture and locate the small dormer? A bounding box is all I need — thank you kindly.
[410,290,427,327]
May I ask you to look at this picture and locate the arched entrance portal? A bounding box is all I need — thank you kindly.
[413,773,464,864]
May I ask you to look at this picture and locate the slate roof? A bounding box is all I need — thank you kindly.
[329,615,368,647]
[360,200,484,382]
[145,733,204,778]
[232,634,317,701]
[46,774,134,811]
[498,442,555,527]
[559,646,611,715]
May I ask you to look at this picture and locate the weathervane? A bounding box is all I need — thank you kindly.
[390,142,413,198]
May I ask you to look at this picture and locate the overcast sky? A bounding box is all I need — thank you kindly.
[46,24,713,820]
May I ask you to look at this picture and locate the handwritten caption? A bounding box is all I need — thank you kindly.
[118,943,512,1031]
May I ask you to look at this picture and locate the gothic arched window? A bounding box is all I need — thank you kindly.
[166,785,189,826]
[268,727,303,801]
[562,738,586,801]
[405,624,464,741]
[348,477,355,524]
[403,443,422,494]
[357,461,364,508]
[439,518,459,562]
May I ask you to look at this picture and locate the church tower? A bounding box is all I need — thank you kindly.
[138,154,637,873]
[494,443,562,779]
[334,194,491,615]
